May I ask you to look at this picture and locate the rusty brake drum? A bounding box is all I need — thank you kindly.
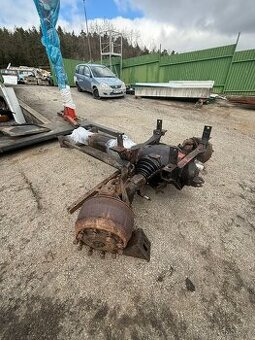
[75,195,134,253]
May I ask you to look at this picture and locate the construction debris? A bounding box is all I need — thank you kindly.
[0,65,52,86]
[228,96,255,109]
[0,81,86,153]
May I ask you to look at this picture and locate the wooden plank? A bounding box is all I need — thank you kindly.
[0,124,50,137]
[68,170,120,214]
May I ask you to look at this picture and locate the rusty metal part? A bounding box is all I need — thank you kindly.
[177,144,206,168]
[58,137,123,169]
[228,96,255,109]
[195,139,213,163]
[181,138,213,164]
[181,138,198,153]
[123,229,151,262]
[0,114,10,122]
[74,170,147,255]
[75,195,134,252]
[162,144,205,180]
[99,177,121,197]
[109,119,167,163]
[87,133,112,152]
[124,174,147,203]
[130,119,167,152]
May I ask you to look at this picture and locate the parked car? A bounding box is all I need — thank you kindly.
[74,63,126,98]
[18,70,37,84]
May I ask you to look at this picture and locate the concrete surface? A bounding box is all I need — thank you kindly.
[0,85,255,340]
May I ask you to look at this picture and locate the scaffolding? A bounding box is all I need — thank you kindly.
[100,30,122,78]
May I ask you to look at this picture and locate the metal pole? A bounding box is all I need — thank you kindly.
[223,32,241,94]
[109,31,112,71]
[100,34,102,65]
[120,34,122,79]
[236,32,241,46]
[82,0,92,62]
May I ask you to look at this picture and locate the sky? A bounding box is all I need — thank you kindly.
[0,0,255,53]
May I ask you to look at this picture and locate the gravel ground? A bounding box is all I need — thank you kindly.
[0,85,255,340]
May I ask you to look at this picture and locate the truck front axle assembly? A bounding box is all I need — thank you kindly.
[60,119,213,261]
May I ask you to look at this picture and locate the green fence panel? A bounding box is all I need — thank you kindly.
[224,49,255,95]
[122,61,159,84]
[122,53,159,68]
[121,54,159,84]
[158,45,236,93]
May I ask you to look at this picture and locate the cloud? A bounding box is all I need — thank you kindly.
[121,0,255,34]
[0,0,79,30]
[58,16,255,52]
[0,0,254,52]
[0,0,39,29]
[113,0,130,12]
[68,0,255,51]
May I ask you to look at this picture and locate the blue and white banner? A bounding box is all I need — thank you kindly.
[33,0,75,109]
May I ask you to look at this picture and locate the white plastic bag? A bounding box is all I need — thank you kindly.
[69,127,94,144]
[106,135,136,159]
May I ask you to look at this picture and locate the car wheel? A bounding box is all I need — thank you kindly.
[93,87,100,99]
[76,82,82,92]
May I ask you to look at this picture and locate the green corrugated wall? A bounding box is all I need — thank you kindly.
[122,54,159,83]
[54,45,255,95]
[158,45,236,93]
[224,49,255,95]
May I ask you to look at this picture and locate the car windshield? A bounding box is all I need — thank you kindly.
[90,66,116,78]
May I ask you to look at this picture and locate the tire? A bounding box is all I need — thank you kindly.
[93,87,100,99]
[76,82,82,92]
